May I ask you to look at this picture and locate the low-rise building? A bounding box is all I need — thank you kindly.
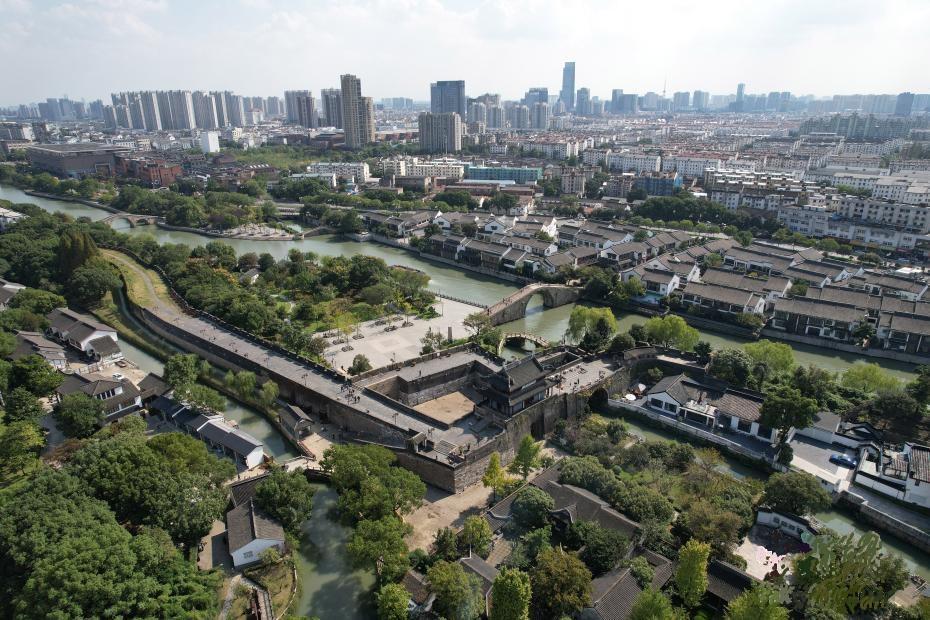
[226,500,286,568]
[46,307,121,361]
[25,142,131,177]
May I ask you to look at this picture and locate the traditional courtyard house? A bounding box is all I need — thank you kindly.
[56,372,142,421]
[11,331,67,370]
[770,297,866,342]
[855,443,930,509]
[680,282,767,315]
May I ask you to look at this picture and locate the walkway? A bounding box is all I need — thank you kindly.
[485,283,580,326]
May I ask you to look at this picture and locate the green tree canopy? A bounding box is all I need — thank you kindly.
[675,538,710,609]
[725,582,789,620]
[254,467,316,535]
[54,392,105,438]
[530,548,592,619]
[760,384,819,444]
[511,485,554,530]
[644,315,699,350]
[163,353,200,389]
[490,567,531,620]
[11,353,63,396]
[427,560,484,620]
[841,361,901,394]
[458,515,493,558]
[629,588,675,620]
[376,583,410,620]
[347,516,412,584]
[743,340,795,377]
[5,386,45,423]
[762,471,832,516]
[508,435,541,480]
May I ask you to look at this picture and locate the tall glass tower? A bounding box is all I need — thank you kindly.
[561,62,576,112]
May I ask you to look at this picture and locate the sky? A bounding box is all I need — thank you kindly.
[3,0,929,106]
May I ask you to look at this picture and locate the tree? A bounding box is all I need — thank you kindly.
[760,385,819,445]
[67,262,121,308]
[906,365,930,405]
[867,389,922,426]
[0,420,44,473]
[433,527,461,561]
[675,539,710,609]
[57,229,99,276]
[254,468,316,535]
[347,516,412,583]
[54,392,105,438]
[793,532,908,615]
[566,306,618,351]
[482,451,513,500]
[259,380,279,406]
[458,515,493,558]
[530,548,592,619]
[11,354,62,396]
[175,383,225,413]
[376,583,410,620]
[608,332,636,354]
[793,365,837,405]
[511,485,554,530]
[428,560,484,620]
[644,315,699,350]
[568,521,629,575]
[704,253,723,268]
[148,432,235,485]
[464,311,491,341]
[762,471,831,516]
[841,361,901,394]
[743,340,794,377]
[163,353,200,389]
[725,583,789,620]
[629,589,675,620]
[5,386,44,423]
[694,340,713,363]
[509,435,541,480]
[733,230,753,246]
[709,348,754,386]
[490,567,531,620]
[348,354,372,375]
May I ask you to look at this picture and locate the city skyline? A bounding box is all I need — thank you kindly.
[2,0,930,107]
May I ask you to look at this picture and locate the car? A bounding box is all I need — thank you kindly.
[830,453,858,468]
[112,373,124,380]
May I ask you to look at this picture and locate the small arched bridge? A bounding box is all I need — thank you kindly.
[486,283,581,326]
[100,213,162,227]
[497,332,551,355]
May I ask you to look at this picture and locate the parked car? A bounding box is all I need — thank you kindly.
[830,453,858,468]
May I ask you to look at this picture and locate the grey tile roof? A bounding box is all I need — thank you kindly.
[773,297,865,323]
[226,500,285,552]
[706,560,757,604]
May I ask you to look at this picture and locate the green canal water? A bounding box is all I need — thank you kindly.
[4,182,927,595]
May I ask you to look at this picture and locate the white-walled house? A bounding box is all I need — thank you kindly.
[227,501,286,568]
[854,443,930,509]
[756,509,820,540]
[645,374,776,443]
[46,307,122,361]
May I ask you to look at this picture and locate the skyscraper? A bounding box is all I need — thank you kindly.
[486,105,504,129]
[507,105,530,129]
[418,112,462,153]
[193,91,218,129]
[321,88,343,128]
[169,90,195,129]
[560,61,576,111]
[672,91,690,111]
[736,83,746,101]
[341,74,374,148]
[575,88,591,116]
[430,80,466,117]
[468,101,487,125]
[895,92,915,116]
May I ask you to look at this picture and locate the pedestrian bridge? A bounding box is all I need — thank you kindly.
[486,283,581,326]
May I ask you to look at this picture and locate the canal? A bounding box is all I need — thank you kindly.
[5,183,928,585]
[2,183,914,380]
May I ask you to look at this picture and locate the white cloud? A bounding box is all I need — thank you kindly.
[3,0,929,105]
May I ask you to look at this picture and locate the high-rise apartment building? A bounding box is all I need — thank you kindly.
[487,105,504,129]
[284,90,311,124]
[168,90,195,129]
[507,105,530,129]
[140,91,161,131]
[692,90,709,111]
[468,101,487,125]
[672,91,690,111]
[321,88,343,128]
[430,80,466,117]
[532,102,550,130]
[418,112,462,153]
[265,96,283,117]
[294,92,318,128]
[575,88,591,115]
[341,74,374,148]
[561,61,576,111]
[524,87,548,107]
[192,91,218,129]
[896,92,915,116]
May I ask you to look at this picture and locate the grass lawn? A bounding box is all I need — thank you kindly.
[101,249,173,308]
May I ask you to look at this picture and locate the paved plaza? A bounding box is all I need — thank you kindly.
[323,298,480,371]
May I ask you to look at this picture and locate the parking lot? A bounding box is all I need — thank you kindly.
[789,435,858,490]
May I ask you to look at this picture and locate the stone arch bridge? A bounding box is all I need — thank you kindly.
[497,332,551,355]
[486,283,581,326]
[100,213,162,227]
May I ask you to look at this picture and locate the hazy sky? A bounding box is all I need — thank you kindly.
[3,0,929,106]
